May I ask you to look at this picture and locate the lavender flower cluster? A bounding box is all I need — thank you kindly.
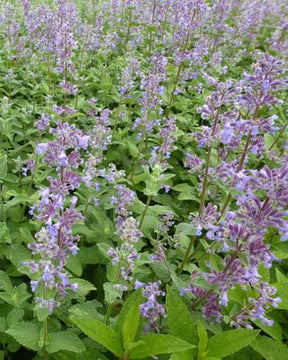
[23,116,89,312]
[182,53,288,328]
[0,0,287,341]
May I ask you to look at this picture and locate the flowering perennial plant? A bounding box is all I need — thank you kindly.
[0,0,287,359]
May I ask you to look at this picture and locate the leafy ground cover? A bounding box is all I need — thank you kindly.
[0,0,287,359]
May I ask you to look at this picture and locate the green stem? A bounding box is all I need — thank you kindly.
[42,282,48,360]
[84,188,91,218]
[27,154,38,196]
[4,344,12,360]
[129,133,146,182]
[105,262,122,325]
[268,124,287,151]
[122,353,130,360]
[190,248,240,310]
[148,0,157,56]
[166,29,191,116]
[124,10,132,46]
[0,183,6,223]
[177,235,196,275]
[219,129,252,217]
[161,0,170,41]
[177,104,222,274]
[139,195,152,229]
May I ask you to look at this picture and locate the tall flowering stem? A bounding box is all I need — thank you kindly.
[23,114,89,352]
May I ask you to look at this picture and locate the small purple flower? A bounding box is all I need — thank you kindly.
[135,280,166,332]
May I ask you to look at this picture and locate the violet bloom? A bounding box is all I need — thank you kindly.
[189,203,220,236]
[107,184,142,285]
[23,115,89,312]
[231,282,281,329]
[150,117,178,167]
[184,153,204,173]
[22,158,36,176]
[135,280,167,332]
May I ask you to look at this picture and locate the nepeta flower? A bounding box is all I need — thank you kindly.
[189,203,220,236]
[23,113,88,312]
[135,280,166,332]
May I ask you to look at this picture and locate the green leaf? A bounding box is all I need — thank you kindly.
[151,261,171,282]
[0,270,12,292]
[251,336,288,360]
[100,71,113,90]
[122,295,141,350]
[129,334,195,359]
[6,309,24,327]
[70,279,96,297]
[69,301,102,320]
[34,303,50,322]
[170,350,196,360]
[0,154,7,179]
[46,331,85,354]
[19,227,34,244]
[0,222,9,243]
[97,243,112,263]
[126,140,139,158]
[66,256,83,277]
[198,320,208,357]
[166,286,197,344]
[103,282,123,304]
[52,348,109,360]
[175,222,196,237]
[115,290,143,334]
[4,243,31,269]
[207,329,260,358]
[252,319,282,342]
[0,283,31,307]
[6,321,40,351]
[71,316,123,358]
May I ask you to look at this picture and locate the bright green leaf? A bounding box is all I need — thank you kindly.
[6,321,40,351]
[198,320,208,357]
[103,282,123,304]
[207,329,260,358]
[129,334,195,359]
[46,331,85,354]
[251,336,288,360]
[122,296,141,350]
[71,316,123,358]
[166,286,197,344]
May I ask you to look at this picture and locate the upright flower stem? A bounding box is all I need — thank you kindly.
[220,104,259,215]
[42,282,48,360]
[139,195,152,229]
[268,124,287,151]
[27,154,38,196]
[129,116,148,182]
[148,0,157,56]
[0,183,6,223]
[105,262,121,325]
[124,9,132,46]
[128,139,143,183]
[178,104,222,274]
[190,245,242,310]
[166,29,191,116]
[177,236,196,275]
[161,0,170,42]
